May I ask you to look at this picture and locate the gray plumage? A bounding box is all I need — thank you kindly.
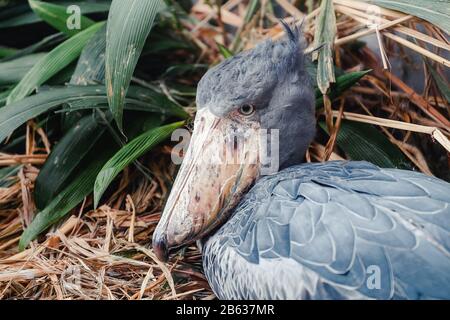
[185,23,450,300]
[196,23,315,169]
[203,161,450,299]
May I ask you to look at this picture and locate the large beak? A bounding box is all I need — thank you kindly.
[152,108,261,261]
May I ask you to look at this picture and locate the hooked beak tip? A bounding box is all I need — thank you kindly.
[152,232,169,262]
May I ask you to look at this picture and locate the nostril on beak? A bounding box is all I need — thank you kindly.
[152,232,169,262]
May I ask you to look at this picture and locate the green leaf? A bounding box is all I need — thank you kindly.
[0,53,47,85]
[216,42,233,59]
[94,121,184,208]
[28,0,95,36]
[70,25,107,85]
[1,86,104,143]
[21,113,173,249]
[315,70,371,107]
[34,114,108,209]
[0,46,18,59]
[0,1,111,29]
[19,142,114,251]
[426,61,450,104]
[0,33,66,62]
[105,0,166,130]
[0,88,13,108]
[63,24,107,131]
[0,3,39,29]
[244,0,260,24]
[0,165,21,188]
[36,111,165,210]
[320,120,410,168]
[163,63,208,78]
[58,86,189,118]
[0,84,188,143]
[6,21,105,105]
[364,0,450,34]
[142,35,195,55]
[312,0,336,95]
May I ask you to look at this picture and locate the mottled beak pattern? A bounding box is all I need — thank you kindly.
[153,108,261,261]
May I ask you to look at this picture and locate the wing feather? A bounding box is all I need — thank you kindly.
[212,161,450,299]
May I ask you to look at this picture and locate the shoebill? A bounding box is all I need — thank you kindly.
[153,23,450,300]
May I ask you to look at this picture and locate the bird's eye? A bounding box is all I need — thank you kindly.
[238,104,255,116]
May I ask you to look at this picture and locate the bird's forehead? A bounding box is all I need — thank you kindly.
[196,38,299,115]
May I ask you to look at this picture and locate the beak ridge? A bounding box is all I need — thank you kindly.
[152,108,261,259]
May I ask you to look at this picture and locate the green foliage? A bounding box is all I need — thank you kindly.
[0,1,111,29]
[315,70,371,107]
[216,42,233,59]
[0,85,187,143]
[363,0,450,34]
[0,53,46,85]
[7,22,105,104]
[0,0,432,250]
[105,0,166,130]
[94,121,185,208]
[320,120,410,169]
[28,0,95,36]
[312,0,336,95]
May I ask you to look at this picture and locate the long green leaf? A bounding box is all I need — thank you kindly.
[70,25,107,86]
[0,33,66,63]
[0,53,47,85]
[36,111,164,210]
[426,61,450,104]
[63,24,107,131]
[216,42,233,59]
[0,85,187,143]
[0,1,111,29]
[0,3,38,29]
[94,121,184,208]
[244,0,260,24]
[1,86,106,143]
[320,120,410,168]
[0,46,18,59]
[19,117,175,250]
[313,0,336,95]
[19,145,113,251]
[0,165,21,188]
[364,0,450,34]
[34,115,108,209]
[0,88,13,107]
[29,0,95,36]
[315,70,371,107]
[105,0,165,130]
[6,21,105,104]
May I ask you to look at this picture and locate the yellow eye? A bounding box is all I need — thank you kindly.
[239,104,255,116]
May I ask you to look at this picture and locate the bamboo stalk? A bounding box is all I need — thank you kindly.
[335,4,450,51]
[0,154,47,166]
[339,9,450,67]
[384,32,450,67]
[336,15,413,45]
[333,0,406,19]
[384,70,450,128]
[333,111,450,152]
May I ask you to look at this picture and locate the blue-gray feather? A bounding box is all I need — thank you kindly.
[203,161,450,300]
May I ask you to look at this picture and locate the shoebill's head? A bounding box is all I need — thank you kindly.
[153,23,316,261]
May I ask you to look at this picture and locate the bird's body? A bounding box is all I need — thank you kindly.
[203,161,450,299]
[152,23,450,300]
